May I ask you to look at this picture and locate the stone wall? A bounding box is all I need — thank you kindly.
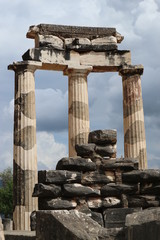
[33,130,160,230]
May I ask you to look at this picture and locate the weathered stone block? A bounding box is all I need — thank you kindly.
[66,43,117,52]
[75,143,96,157]
[37,35,64,50]
[36,210,111,240]
[76,203,104,226]
[91,153,103,165]
[103,208,138,228]
[63,183,100,197]
[105,170,115,182]
[100,158,138,171]
[105,228,125,240]
[56,157,96,172]
[4,231,36,240]
[39,198,77,210]
[33,183,61,198]
[127,195,160,208]
[103,197,121,208]
[121,194,129,208]
[30,211,36,231]
[87,198,103,209]
[125,208,160,240]
[82,171,112,185]
[140,183,160,195]
[101,183,138,197]
[88,129,117,145]
[65,37,91,46]
[38,170,81,184]
[91,36,117,45]
[95,144,116,158]
[122,169,160,183]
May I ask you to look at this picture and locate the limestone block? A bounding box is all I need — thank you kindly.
[22,48,131,72]
[140,183,160,195]
[88,129,117,145]
[105,228,125,240]
[63,183,100,197]
[75,143,96,158]
[37,34,64,49]
[80,50,131,69]
[76,204,104,226]
[30,211,36,231]
[95,144,117,158]
[82,171,112,185]
[103,208,138,228]
[125,208,160,240]
[87,198,103,209]
[103,197,121,208]
[66,43,117,52]
[33,183,61,198]
[91,36,117,45]
[65,37,91,46]
[105,171,115,182]
[101,183,138,197]
[56,157,96,172]
[65,37,117,52]
[127,195,160,208]
[27,24,117,40]
[121,194,129,208]
[38,170,81,184]
[115,169,123,184]
[122,169,160,183]
[4,231,36,240]
[100,158,138,171]
[116,32,124,43]
[39,198,77,210]
[36,210,111,240]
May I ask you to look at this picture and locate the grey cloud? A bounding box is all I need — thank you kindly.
[36,88,68,132]
[0,0,160,170]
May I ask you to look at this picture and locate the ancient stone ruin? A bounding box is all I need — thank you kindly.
[7,24,160,240]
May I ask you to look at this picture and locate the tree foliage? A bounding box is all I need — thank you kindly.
[0,167,13,218]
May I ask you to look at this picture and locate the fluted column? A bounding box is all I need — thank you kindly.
[8,61,41,230]
[119,65,147,169]
[64,67,92,156]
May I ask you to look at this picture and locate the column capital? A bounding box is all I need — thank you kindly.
[63,66,93,76]
[8,61,42,72]
[119,64,144,77]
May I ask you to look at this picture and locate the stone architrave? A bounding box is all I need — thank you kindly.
[64,67,92,157]
[8,61,42,230]
[119,65,147,169]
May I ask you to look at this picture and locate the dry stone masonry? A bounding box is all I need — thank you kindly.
[32,129,159,239]
[8,24,147,230]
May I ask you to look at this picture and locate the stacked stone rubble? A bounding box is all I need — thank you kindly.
[33,129,158,231]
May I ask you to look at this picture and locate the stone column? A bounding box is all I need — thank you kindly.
[119,65,147,169]
[8,61,42,230]
[64,67,92,157]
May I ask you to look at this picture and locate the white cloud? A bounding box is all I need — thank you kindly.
[3,99,14,118]
[0,133,13,171]
[0,131,67,171]
[37,131,67,170]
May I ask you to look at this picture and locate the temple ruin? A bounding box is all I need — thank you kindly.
[8,24,147,232]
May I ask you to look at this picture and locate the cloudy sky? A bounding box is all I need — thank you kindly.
[0,0,160,171]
